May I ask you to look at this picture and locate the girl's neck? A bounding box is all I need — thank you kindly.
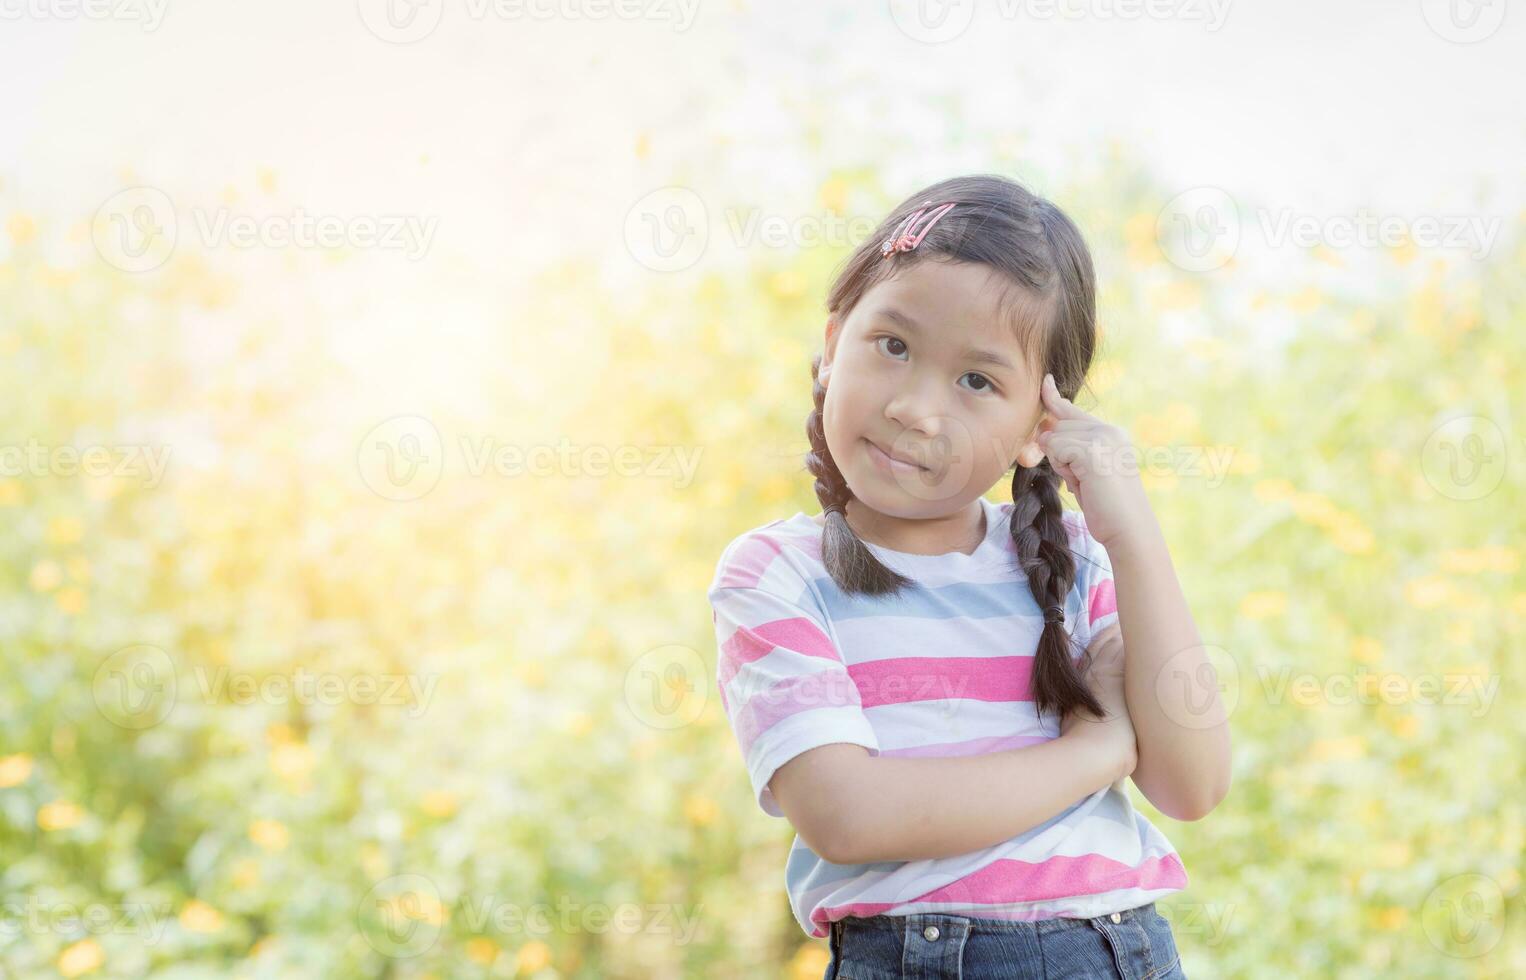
[818,498,988,557]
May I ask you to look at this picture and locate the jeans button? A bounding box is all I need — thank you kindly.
[923,925,940,941]
[1110,913,1122,923]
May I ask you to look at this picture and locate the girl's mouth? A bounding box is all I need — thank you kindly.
[865,439,929,475]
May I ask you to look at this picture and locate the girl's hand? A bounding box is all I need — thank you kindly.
[1059,625,1136,780]
[1035,373,1154,551]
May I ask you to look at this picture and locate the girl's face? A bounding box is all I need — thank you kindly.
[819,258,1049,523]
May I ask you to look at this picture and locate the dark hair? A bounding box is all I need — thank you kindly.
[804,173,1105,723]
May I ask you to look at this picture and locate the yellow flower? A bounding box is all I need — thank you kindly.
[1252,479,1296,503]
[1311,244,1344,267]
[1390,715,1419,739]
[465,937,500,966]
[788,942,831,980]
[55,587,87,615]
[265,722,298,746]
[1349,637,1382,664]
[516,941,553,972]
[1403,576,1455,609]
[420,790,459,818]
[57,938,104,977]
[1287,286,1323,314]
[231,858,261,890]
[46,515,85,544]
[817,177,849,215]
[768,269,805,300]
[0,480,23,506]
[515,661,547,689]
[1439,547,1519,575]
[1123,209,1153,262]
[1290,492,1340,526]
[1307,735,1365,762]
[684,794,719,827]
[0,753,33,787]
[6,212,36,246]
[1224,448,1261,475]
[270,742,314,783]
[180,900,225,933]
[1327,517,1374,554]
[1239,591,1287,620]
[249,819,290,852]
[38,800,84,831]
[1373,906,1408,931]
[29,560,63,592]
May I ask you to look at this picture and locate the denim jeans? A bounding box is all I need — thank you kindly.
[823,902,1187,979]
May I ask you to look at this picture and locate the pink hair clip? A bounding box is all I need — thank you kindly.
[879,199,959,258]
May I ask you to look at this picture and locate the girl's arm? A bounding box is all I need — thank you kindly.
[1034,372,1232,823]
[1105,513,1232,822]
[771,711,1133,865]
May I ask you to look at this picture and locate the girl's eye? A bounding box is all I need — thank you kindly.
[875,337,998,394]
[961,372,995,394]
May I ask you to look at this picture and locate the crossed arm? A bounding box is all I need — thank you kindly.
[1102,513,1232,822]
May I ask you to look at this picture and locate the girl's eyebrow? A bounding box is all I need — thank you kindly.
[877,307,1019,374]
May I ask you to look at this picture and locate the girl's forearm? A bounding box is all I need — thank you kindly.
[829,733,1128,865]
[1107,515,1232,821]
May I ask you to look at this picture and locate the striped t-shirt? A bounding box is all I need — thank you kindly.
[706,494,1188,940]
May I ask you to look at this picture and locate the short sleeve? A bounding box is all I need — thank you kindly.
[1069,513,1119,653]
[707,536,880,818]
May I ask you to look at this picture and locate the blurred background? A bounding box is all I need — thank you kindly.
[1,0,1522,976]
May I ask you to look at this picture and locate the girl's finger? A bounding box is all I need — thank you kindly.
[1041,373,1096,423]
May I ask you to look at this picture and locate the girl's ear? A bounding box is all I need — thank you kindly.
[1014,412,1048,468]
[820,317,841,385]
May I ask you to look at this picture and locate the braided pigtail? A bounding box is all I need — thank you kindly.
[806,353,914,596]
[1010,456,1106,723]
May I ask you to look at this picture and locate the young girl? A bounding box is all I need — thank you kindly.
[707,174,1230,979]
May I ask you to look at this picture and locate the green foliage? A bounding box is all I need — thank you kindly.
[1,167,1522,978]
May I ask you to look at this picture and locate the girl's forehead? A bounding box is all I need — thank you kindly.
[863,260,1014,322]
[856,263,1031,349]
